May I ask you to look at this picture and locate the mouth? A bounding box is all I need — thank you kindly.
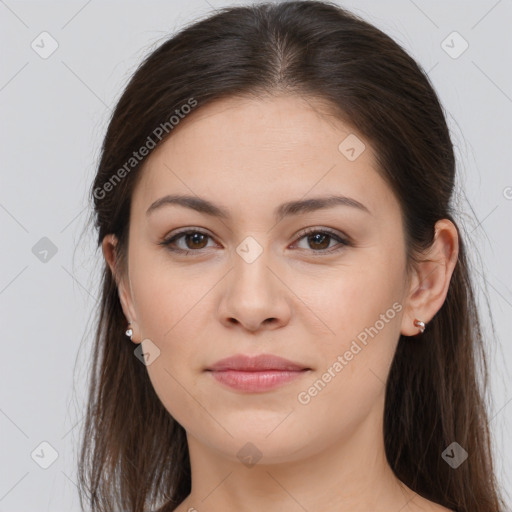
[206,353,311,372]
[205,353,311,393]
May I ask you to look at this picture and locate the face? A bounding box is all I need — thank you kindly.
[111,94,412,464]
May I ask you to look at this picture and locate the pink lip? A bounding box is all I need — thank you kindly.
[207,353,309,372]
[206,354,311,392]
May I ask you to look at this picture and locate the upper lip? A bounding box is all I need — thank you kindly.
[206,354,310,372]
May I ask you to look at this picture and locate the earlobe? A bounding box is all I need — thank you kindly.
[400,219,459,337]
[117,280,142,344]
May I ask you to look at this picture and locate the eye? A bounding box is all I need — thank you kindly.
[159,227,351,256]
[160,229,216,254]
[292,227,350,254]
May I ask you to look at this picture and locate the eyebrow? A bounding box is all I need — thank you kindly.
[146,193,371,221]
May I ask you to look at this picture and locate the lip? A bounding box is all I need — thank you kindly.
[206,353,310,372]
[205,354,311,393]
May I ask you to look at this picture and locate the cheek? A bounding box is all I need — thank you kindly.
[308,261,404,346]
[300,258,405,415]
[130,248,217,346]
[129,259,212,427]
[292,271,403,450]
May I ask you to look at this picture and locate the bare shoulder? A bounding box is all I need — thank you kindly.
[402,490,455,512]
[429,505,455,512]
[167,499,193,512]
[410,496,455,512]
[432,505,455,512]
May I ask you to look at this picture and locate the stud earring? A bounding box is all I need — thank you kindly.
[413,318,426,333]
[125,323,133,340]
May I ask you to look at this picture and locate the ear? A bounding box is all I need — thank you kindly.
[101,234,141,343]
[400,219,459,336]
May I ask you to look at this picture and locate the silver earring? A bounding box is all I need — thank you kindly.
[125,323,133,340]
[413,319,426,333]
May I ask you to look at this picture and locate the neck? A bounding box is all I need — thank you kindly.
[176,399,420,512]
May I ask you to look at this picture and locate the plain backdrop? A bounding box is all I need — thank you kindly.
[1,1,511,510]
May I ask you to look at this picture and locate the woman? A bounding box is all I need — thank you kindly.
[79,1,506,511]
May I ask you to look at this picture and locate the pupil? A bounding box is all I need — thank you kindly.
[188,233,207,249]
[310,233,329,250]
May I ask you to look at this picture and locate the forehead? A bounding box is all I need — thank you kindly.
[146,94,364,166]
[132,94,395,219]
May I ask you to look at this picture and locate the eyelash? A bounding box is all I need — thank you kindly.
[159,227,351,256]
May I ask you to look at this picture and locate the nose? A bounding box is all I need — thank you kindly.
[216,248,292,333]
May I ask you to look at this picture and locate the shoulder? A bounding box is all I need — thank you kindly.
[405,494,455,512]
[416,502,455,512]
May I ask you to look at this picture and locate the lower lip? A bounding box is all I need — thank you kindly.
[208,370,308,392]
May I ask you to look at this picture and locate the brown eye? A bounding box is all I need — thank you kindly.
[306,232,331,250]
[294,228,349,254]
[183,232,209,250]
[160,230,215,253]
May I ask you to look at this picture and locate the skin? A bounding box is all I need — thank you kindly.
[103,94,458,512]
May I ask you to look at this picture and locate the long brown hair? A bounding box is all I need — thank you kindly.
[78,1,507,511]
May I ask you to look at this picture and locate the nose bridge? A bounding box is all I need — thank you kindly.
[217,234,291,331]
[230,235,276,300]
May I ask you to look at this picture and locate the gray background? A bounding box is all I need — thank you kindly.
[1,0,511,510]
